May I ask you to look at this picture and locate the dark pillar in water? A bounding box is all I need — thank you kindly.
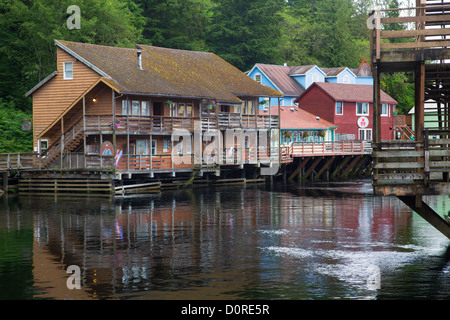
[1,171,8,193]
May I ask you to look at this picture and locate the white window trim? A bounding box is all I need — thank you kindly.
[254,73,262,84]
[63,62,73,80]
[356,102,369,116]
[359,128,373,141]
[381,103,389,117]
[39,139,49,153]
[335,101,344,115]
[342,74,351,84]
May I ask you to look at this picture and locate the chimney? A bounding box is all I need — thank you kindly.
[137,50,143,70]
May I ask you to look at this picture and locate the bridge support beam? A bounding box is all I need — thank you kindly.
[331,156,352,180]
[398,196,450,239]
[288,158,309,183]
[314,157,335,181]
[303,157,322,181]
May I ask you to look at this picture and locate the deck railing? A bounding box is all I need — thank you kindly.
[371,4,450,60]
[373,129,450,187]
[84,113,279,133]
[0,153,38,171]
[291,141,372,157]
[41,146,279,171]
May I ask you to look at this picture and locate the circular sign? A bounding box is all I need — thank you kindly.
[357,116,369,128]
[22,121,32,131]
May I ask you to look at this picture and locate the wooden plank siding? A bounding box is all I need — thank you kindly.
[32,46,102,148]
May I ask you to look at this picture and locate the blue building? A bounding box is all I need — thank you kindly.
[247,58,373,109]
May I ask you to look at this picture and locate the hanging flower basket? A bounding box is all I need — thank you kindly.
[206,100,216,110]
[110,119,121,129]
[318,130,326,138]
[302,131,310,138]
[283,131,292,139]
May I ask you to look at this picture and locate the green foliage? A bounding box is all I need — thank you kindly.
[0,99,33,153]
[0,0,416,152]
[381,73,415,115]
[207,0,285,71]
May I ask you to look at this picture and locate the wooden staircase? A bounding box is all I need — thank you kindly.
[40,118,84,169]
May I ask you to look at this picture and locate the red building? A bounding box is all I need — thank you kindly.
[294,82,397,141]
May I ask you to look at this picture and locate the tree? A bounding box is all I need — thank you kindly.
[135,0,214,51]
[0,0,145,111]
[0,99,33,153]
[208,0,285,71]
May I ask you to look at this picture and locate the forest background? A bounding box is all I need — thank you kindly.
[0,0,413,152]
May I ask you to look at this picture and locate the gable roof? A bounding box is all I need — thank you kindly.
[351,57,372,77]
[295,82,397,105]
[251,64,305,97]
[322,67,357,78]
[52,40,281,104]
[262,105,337,130]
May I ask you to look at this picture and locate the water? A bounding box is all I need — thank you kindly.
[0,179,449,300]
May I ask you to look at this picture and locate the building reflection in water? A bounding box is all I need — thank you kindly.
[7,183,444,299]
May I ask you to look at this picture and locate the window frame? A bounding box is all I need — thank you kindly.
[63,62,73,80]
[335,101,343,115]
[381,103,389,117]
[358,128,372,141]
[356,102,369,116]
[254,73,262,84]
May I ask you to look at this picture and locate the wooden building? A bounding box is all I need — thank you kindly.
[294,82,397,141]
[24,40,282,179]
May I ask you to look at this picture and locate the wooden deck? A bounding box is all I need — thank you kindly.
[370,1,450,238]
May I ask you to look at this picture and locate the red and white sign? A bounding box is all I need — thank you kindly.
[357,116,369,128]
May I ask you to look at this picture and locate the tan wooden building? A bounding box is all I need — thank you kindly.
[25,40,282,176]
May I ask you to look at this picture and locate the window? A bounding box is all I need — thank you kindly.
[177,103,185,117]
[343,74,351,84]
[151,140,157,155]
[186,103,193,117]
[39,139,48,154]
[249,101,255,115]
[312,73,320,83]
[142,101,150,116]
[132,101,140,116]
[136,140,148,155]
[356,102,369,116]
[359,129,372,141]
[381,103,389,116]
[63,62,73,80]
[335,101,343,115]
[255,73,262,84]
[122,100,129,115]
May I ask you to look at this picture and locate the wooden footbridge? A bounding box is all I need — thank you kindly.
[371,0,450,238]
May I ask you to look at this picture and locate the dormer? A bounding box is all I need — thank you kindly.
[324,67,357,84]
[289,65,326,90]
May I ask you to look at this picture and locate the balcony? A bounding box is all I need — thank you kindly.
[84,113,279,134]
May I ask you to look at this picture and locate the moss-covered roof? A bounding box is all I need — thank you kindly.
[56,40,282,104]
